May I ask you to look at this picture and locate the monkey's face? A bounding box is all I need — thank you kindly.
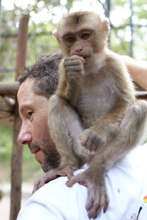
[60,29,95,59]
[56,12,109,61]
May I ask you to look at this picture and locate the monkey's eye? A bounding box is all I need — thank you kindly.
[80,30,92,40]
[63,34,76,44]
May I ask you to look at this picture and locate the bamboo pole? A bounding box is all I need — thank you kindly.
[10,14,29,220]
[0,82,19,96]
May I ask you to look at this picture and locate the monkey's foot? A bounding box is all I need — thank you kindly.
[80,129,105,152]
[33,166,74,193]
[66,171,109,218]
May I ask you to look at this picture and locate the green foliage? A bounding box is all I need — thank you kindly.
[112,0,127,6]
[0,122,12,161]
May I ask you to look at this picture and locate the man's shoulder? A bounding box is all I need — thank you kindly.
[30,176,87,206]
[32,144,147,203]
[23,177,89,220]
[117,143,147,171]
[18,146,147,220]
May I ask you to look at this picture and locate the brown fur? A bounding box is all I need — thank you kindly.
[45,12,147,218]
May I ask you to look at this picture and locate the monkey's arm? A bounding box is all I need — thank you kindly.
[81,58,136,150]
[68,99,147,218]
[80,99,127,151]
[71,60,147,217]
[56,56,84,106]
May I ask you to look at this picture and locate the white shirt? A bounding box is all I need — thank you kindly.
[17,144,147,220]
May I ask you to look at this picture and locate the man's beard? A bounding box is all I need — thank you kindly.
[41,148,60,172]
[29,141,60,172]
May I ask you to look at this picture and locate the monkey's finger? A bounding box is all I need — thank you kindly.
[70,55,85,62]
[64,64,84,73]
[64,65,83,72]
[89,136,99,151]
[64,59,84,66]
[32,179,45,193]
[86,190,98,218]
[101,189,109,213]
[86,187,101,218]
[66,176,78,187]
[82,135,96,151]
[64,59,81,65]
[65,55,85,63]
[93,189,108,216]
[86,137,94,150]
[86,191,94,211]
[80,134,89,147]
[58,167,74,179]
[66,174,86,187]
[88,204,100,219]
[32,181,41,193]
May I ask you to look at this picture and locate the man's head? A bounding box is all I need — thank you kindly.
[17,53,62,172]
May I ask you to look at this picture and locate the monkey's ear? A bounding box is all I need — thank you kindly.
[102,18,110,32]
[53,30,59,41]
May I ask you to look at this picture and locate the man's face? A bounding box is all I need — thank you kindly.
[17,78,59,172]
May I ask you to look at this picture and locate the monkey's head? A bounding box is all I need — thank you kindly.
[55,11,110,60]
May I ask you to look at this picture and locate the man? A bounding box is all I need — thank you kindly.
[17,53,147,220]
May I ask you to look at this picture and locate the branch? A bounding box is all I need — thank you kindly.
[136,91,147,99]
[0,31,52,39]
[0,97,15,114]
[0,82,19,96]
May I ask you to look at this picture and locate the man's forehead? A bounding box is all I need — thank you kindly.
[17,78,35,106]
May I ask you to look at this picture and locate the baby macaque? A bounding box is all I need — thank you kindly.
[37,11,147,218]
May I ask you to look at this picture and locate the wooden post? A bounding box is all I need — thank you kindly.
[0,82,19,96]
[10,14,29,220]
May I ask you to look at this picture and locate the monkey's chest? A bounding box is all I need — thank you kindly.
[76,80,117,127]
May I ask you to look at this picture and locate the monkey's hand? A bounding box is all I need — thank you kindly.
[63,55,85,82]
[66,169,109,218]
[33,167,74,193]
[80,128,106,152]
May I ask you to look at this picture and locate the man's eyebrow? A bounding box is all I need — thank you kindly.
[19,104,33,113]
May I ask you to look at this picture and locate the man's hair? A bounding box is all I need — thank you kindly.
[18,53,63,98]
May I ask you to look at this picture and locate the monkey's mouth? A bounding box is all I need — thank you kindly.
[79,53,91,59]
[83,55,91,59]
[72,52,90,59]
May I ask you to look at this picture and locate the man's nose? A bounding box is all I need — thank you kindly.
[17,129,32,145]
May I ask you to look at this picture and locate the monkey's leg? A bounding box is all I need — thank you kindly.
[67,99,147,218]
[48,94,91,170]
[34,94,91,192]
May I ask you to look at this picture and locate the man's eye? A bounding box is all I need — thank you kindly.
[26,111,33,119]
